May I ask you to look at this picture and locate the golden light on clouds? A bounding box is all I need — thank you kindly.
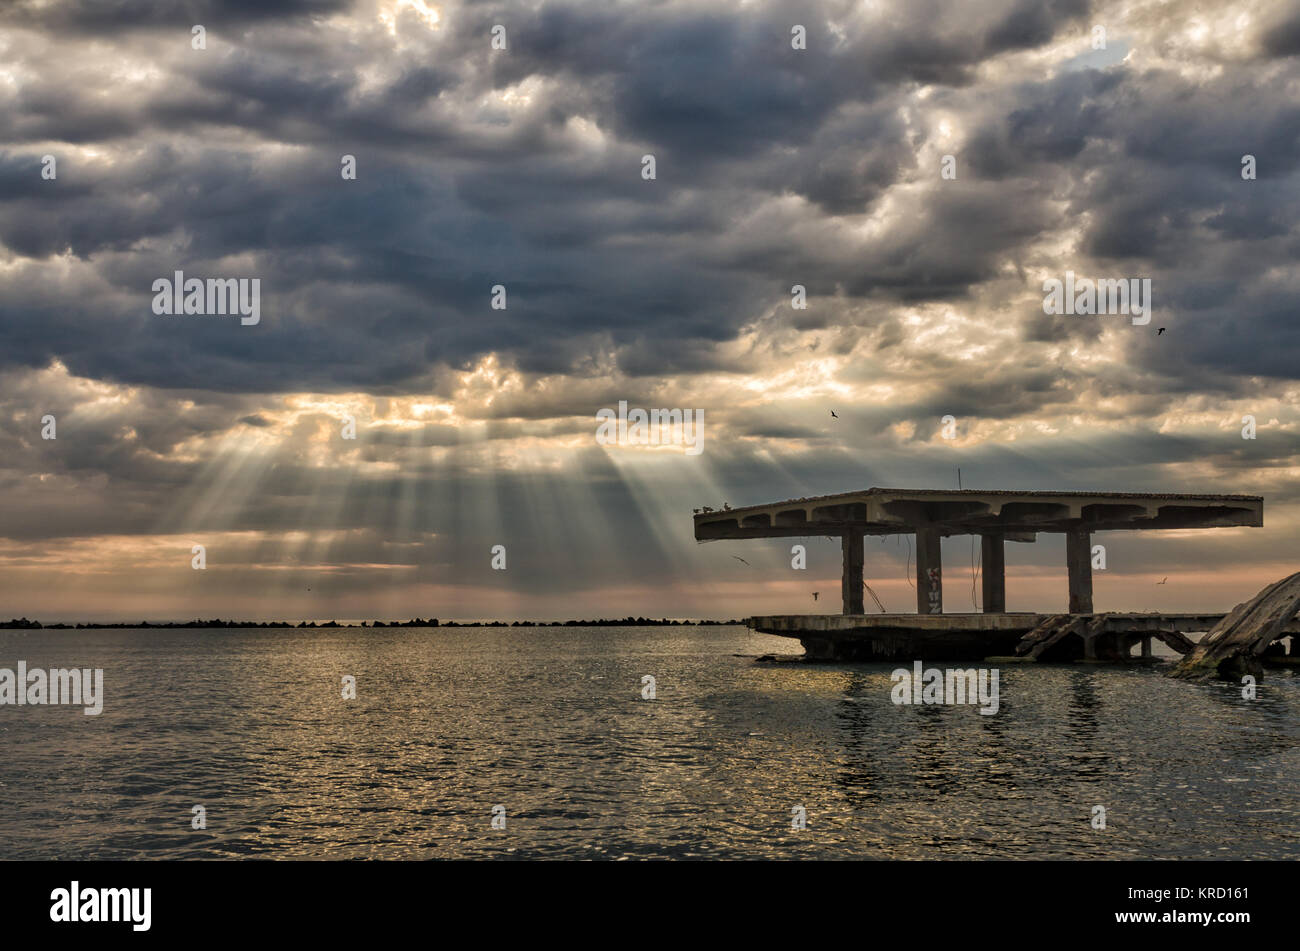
[379,0,442,35]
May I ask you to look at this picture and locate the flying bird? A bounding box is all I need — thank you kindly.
[731,555,752,567]
[830,410,838,418]
[1156,577,1167,584]
[812,591,820,601]
[1157,327,1166,335]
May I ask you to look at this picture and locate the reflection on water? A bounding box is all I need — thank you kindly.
[1,625,1296,859]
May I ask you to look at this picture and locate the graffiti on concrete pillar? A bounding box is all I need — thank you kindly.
[927,568,941,613]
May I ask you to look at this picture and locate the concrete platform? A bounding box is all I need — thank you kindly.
[699,486,1263,617]
[750,613,1042,661]
[748,612,1252,662]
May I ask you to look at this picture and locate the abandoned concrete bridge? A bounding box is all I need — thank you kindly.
[694,487,1300,676]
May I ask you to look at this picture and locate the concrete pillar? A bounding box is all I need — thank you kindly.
[1141,636,1153,659]
[841,530,864,615]
[980,533,1005,614]
[916,526,942,615]
[1066,528,1093,614]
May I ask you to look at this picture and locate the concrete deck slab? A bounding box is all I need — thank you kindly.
[748,612,1297,663]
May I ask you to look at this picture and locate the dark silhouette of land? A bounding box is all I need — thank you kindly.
[1,616,743,630]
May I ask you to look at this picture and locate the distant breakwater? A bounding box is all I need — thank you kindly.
[1,616,744,631]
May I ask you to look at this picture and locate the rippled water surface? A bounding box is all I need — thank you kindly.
[2,625,1297,859]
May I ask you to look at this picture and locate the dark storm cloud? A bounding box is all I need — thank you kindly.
[950,59,1300,388]
[965,70,1124,178]
[0,0,1116,395]
[1258,6,1300,59]
[3,0,351,35]
[982,0,1090,53]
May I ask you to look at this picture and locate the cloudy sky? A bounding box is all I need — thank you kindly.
[1,0,1298,622]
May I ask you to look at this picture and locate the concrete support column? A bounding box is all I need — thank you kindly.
[980,533,1005,614]
[1066,527,1093,614]
[916,526,942,615]
[1141,636,1153,659]
[841,529,864,615]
